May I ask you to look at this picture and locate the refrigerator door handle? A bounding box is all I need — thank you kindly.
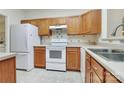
[16,53,27,56]
[25,34,28,49]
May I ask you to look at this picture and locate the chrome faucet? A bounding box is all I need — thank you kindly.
[111,23,124,36]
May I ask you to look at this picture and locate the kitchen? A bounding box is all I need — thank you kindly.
[0,9,124,83]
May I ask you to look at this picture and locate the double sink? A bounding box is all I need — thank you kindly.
[88,48,124,62]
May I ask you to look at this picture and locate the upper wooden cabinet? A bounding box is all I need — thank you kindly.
[82,10,101,34]
[66,16,82,35]
[21,19,50,36]
[21,9,101,36]
[37,19,50,36]
[48,17,66,26]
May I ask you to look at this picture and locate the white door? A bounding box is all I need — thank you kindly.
[10,25,30,52]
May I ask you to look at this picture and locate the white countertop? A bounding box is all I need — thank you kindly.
[34,43,105,48]
[86,48,124,82]
[0,52,16,61]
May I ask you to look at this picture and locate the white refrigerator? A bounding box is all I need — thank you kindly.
[10,24,40,71]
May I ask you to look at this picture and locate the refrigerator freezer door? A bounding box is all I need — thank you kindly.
[16,53,28,70]
[16,52,34,71]
[10,25,31,52]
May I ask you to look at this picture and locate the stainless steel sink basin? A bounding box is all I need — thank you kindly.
[89,48,124,54]
[88,48,124,62]
[97,53,124,62]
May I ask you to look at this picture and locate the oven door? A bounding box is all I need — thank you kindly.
[46,46,66,63]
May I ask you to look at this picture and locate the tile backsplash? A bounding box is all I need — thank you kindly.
[41,29,99,44]
[51,30,67,40]
[68,35,98,44]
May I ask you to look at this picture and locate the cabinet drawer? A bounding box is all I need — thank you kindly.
[91,58,104,82]
[67,47,79,51]
[34,47,45,51]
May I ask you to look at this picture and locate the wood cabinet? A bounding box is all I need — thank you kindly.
[66,16,82,35]
[82,10,101,34]
[37,19,50,36]
[85,53,91,83]
[34,47,46,68]
[0,57,16,83]
[85,54,103,83]
[21,9,101,35]
[91,69,102,83]
[91,58,104,82]
[85,53,121,83]
[66,47,80,71]
[21,19,50,36]
[48,17,66,26]
[91,58,104,83]
[105,70,120,83]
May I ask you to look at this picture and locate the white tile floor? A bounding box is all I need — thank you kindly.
[16,68,83,83]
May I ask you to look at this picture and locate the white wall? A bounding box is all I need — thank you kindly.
[107,9,124,37]
[0,9,25,52]
[98,9,124,47]
[23,9,90,19]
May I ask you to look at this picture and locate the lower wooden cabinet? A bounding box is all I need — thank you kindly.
[85,55,103,83]
[85,54,91,83]
[34,47,46,68]
[66,47,80,71]
[105,70,120,83]
[91,58,104,82]
[0,57,16,83]
[91,69,102,83]
[85,53,121,83]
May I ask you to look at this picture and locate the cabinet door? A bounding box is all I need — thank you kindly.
[66,47,80,71]
[48,17,66,25]
[105,70,120,83]
[91,69,102,83]
[91,58,104,82]
[30,20,39,27]
[82,10,101,34]
[85,54,91,83]
[66,16,82,35]
[37,19,50,36]
[34,47,46,68]
[90,10,101,34]
[0,57,16,83]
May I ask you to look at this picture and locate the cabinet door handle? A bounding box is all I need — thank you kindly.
[90,72,93,83]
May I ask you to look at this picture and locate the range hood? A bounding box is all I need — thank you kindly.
[49,25,67,30]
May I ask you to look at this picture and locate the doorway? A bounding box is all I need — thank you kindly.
[0,15,5,52]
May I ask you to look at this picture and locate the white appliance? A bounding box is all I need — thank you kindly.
[46,25,67,71]
[10,24,40,71]
[46,45,66,71]
[49,25,67,30]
